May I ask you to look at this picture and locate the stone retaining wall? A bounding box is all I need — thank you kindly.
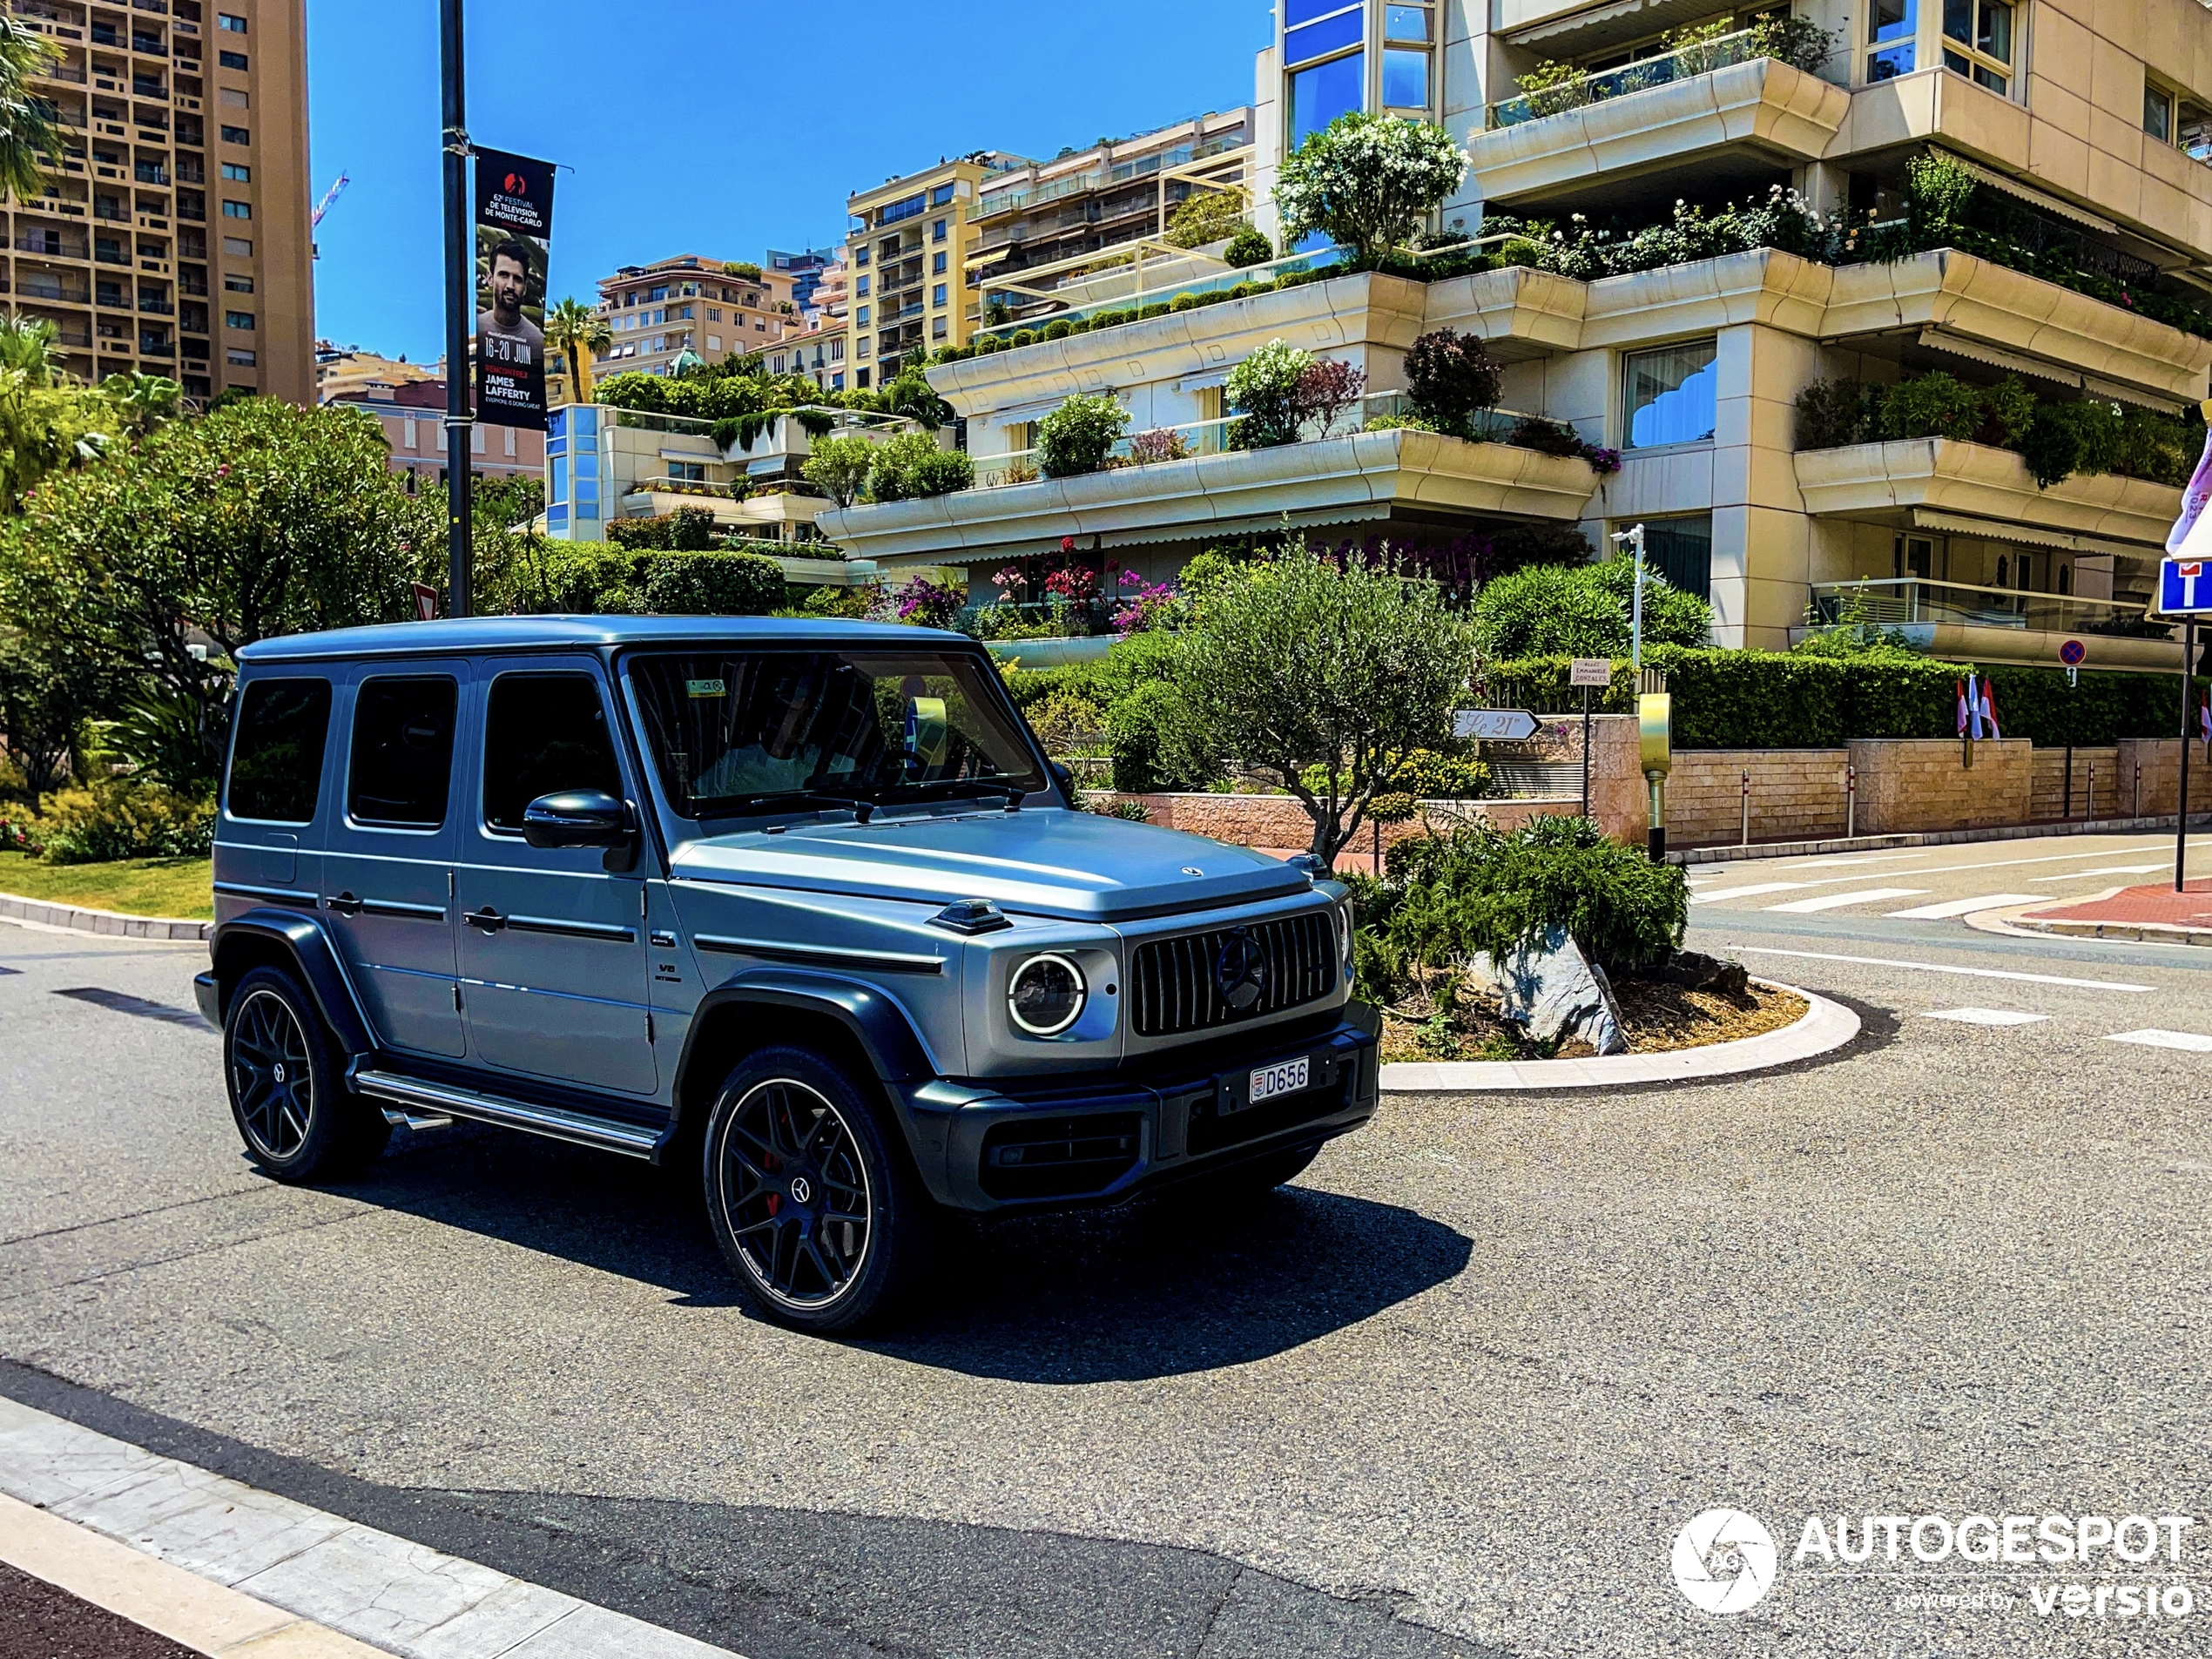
[2113,738,2212,817]
[1844,738,2033,834]
[1668,751,1849,846]
[2028,747,2121,822]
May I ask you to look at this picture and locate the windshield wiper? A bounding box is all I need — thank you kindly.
[886,779,1028,809]
[718,790,878,823]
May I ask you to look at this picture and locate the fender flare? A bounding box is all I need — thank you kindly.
[208,910,377,1058]
[675,968,936,1093]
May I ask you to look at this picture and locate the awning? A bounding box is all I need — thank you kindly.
[1915,327,2189,414]
[1177,369,1232,393]
[1911,509,2162,562]
[1506,0,1722,51]
[1936,151,2117,234]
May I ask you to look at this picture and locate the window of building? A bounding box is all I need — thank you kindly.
[881,192,925,225]
[650,285,667,300]
[1384,3,1431,41]
[482,675,623,834]
[669,461,706,482]
[856,274,870,296]
[347,678,457,829]
[1290,50,1364,145]
[223,234,252,256]
[220,161,248,181]
[1285,2,1363,68]
[933,218,948,243]
[932,316,948,340]
[932,283,948,307]
[220,124,249,144]
[830,340,845,362]
[225,273,253,291]
[2147,80,2175,143]
[1941,0,2012,92]
[218,49,246,69]
[1382,47,1429,108]
[227,347,255,366]
[218,12,246,30]
[931,183,955,206]
[1866,0,1914,81]
[707,334,722,352]
[226,678,330,823]
[225,309,253,329]
[676,305,693,320]
[706,306,721,321]
[857,305,871,326]
[1623,339,1718,448]
[933,251,948,275]
[854,246,870,266]
[222,199,250,219]
[1639,516,1713,600]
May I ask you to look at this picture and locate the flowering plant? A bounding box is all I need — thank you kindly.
[873,574,963,630]
[1044,566,1097,602]
[1112,581,1177,635]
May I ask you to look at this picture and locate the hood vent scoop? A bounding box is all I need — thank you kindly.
[930,898,1013,935]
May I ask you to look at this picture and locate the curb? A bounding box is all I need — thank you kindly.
[1379,979,1858,1092]
[0,892,209,942]
[1672,815,2210,867]
[1964,888,2212,948]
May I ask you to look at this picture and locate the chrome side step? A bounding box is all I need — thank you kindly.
[350,1068,660,1159]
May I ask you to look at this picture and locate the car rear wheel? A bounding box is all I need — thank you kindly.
[703,1047,934,1334]
[223,965,389,1180]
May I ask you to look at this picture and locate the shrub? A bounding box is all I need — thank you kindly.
[1038,393,1131,478]
[1794,378,1878,449]
[2021,400,2124,489]
[1383,818,1689,976]
[801,432,876,509]
[868,432,974,502]
[1298,356,1368,437]
[1404,328,1502,435]
[1226,338,1315,448]
[874,573,964,631]
[1043,318,1074,340]
[723,260,764,280]
[1224,226,1274,267]
[32,779,215,865]
[1169,292,1200,313]
[1878,370,1983,442]
[1388,748,1491,799]
[1275,111,1468,266]
[1164,188,1249,250]
[1105,678,1187,793]
[1472,555,1711,658]
[1027,688,1106,754]
[1139,302,1172,320]
[1010,329,1038,348]
[642,551,784,616]
[1127,428,1192,464]
[1978,374,2037,447]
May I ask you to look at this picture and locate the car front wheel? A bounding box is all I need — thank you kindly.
[702,1047,934,1333]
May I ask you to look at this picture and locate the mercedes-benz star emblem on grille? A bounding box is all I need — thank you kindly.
[1214,928,1270,1012]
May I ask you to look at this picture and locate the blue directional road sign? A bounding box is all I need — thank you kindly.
[2161,557,2212,616]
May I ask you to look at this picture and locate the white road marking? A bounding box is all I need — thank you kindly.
[1688,882,1811,905]
[1762,841,2210,893]
[1781,853,1932,868]
[1924,1008,2051,1026]
[2106,1028,2212,1053]
[2028,864,2170,880]
[1725,945,2155,993]
[1884,893,2050,919]
[1766,888,1929,914]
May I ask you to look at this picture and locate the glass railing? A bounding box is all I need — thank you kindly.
[968,394,1549,490]
[624,477,744,500]
[976,244,1341,342]
[1807,578,2171,638]
[1489,27,1765,128]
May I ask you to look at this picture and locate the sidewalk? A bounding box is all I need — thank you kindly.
[2016,880,2212,947]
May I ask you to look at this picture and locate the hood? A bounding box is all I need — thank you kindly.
[669,806,1310,922]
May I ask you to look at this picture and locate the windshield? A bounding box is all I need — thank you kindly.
[627,648,1048,819]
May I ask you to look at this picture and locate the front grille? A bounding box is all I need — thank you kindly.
[1129,910,1337,1039]
[980,1113,1143,1201]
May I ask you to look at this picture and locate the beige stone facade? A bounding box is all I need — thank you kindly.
[595,254,805,381]
[10,0,312,404]
[846,154,1029,388]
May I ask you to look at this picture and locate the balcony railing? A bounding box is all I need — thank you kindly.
[624,477,744,500]
[976,243,1342,342]
[1807,578,2169,639]
[1488,27,1765,128]
[17,277,91,303]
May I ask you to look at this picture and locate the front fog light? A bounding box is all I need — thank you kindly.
[1008,953,1087,1035]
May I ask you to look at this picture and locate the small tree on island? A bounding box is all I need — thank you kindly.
[1162,539,1471,867]
[1273,112,1467,267]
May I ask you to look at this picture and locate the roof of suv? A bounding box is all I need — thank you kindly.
[236,614,965,664]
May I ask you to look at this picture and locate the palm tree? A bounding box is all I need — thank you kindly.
[543,297,610,405]
[0,314,57,385]
[0,16,61,205]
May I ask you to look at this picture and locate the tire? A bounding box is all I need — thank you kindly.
[223,965,389,1181]
[701,1046,934,1334]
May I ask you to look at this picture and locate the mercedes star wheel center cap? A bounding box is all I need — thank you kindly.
[789,1176,813,1204]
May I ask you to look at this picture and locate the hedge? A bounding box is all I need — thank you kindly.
[1487,648,2207,749]
[505,543,786,617]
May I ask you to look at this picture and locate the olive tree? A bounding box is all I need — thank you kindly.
[1163,539,1471,867]
[802,433,875,508]
[1273,112,1467,267]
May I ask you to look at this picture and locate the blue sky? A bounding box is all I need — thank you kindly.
[307,2,1277,364]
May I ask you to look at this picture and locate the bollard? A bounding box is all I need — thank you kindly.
[2135,760,2142,820]
[1741,769,1751,846]
[2087,761,2095,826]
[1845,763,1857,840]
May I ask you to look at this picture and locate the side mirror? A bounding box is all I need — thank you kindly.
[523,789,631,850]
[1049,760,1076,805]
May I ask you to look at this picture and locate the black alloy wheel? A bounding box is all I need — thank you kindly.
[221,964,388,1181]
[703,1046,934,1333]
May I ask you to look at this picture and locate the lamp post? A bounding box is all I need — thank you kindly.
[1611,523,1647,671]
[440,0,474,617]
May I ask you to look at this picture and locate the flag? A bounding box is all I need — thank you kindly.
[1980,677,2000,740]
[2201,691,2210,750]
[1956,678,1971,738]
[2171,427,2212,555]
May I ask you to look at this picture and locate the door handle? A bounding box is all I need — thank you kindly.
[328,891,364,917]
[464,907,507,934]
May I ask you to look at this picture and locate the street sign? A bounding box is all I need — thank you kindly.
[2060,638,2087,667]
[1570,658,1612,687]
[411,582,439,622]
[1453,708,1539,742]
[2161,558,2212,616]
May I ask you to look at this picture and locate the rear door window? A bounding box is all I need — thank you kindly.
[482,672,624,833]
[226,678,333,823]
[347,676,458,828]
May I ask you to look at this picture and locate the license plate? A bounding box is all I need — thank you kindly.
[1248,1056,1310,1106]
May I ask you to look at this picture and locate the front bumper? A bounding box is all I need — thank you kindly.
[896,1008,1381,1212]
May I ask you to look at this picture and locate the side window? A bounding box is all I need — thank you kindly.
[348,677,458,828]
[482,672,624,833]
[226,678,333,823]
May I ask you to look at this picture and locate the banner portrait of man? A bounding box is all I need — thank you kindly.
[473,148,556,431]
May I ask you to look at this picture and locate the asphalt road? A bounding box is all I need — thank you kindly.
[3,832,2210,1659]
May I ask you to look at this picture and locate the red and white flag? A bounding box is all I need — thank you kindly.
[1980,677,2000,741]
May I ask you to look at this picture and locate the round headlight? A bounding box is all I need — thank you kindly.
[1008,953,1087,1036]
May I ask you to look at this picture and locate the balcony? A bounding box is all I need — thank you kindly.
[17,274,91,304]
[1800,577,2182,671]
[1469,46,1850,211]
[1794,436,2183,557]
[817,424,1601,570]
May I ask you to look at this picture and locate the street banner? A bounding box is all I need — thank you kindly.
[474,148,555,432]
[2169,426,2212,556]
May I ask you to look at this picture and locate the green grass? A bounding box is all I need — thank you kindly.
[0,851,213,920]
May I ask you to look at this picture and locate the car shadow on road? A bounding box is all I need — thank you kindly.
[327,1125,1472,1381]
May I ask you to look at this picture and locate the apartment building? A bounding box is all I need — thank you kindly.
[820,0,2212,673]
[769,245,838,316]
[845,152,1028,387]
[595,253,804,379]
[969,111,1255,317]
[765,317,847,391]
[314,342,437,403]
[326,374,541,494]
[9,0,311,404]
